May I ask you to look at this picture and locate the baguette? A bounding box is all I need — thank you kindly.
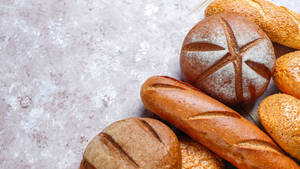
[141,76,300,169]
[205,0,300,49]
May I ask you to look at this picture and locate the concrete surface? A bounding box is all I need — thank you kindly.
[0,0,299,168]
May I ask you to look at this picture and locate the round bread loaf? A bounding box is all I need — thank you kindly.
[179,136,224,169]
[274,51,300,99]
[258,94,300,161]
[180,13,275,106]
[80,118,181,169]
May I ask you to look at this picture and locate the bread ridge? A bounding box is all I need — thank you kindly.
[205,0,300,49]
[141,76,300,169]
[82,117,181,169]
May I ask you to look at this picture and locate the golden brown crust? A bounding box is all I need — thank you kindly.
[179,136,224,169]
[141,76,300,169]
[205,0,300,49]
[273,51,300,99]
[82,118,181,169]
[258,94,300,161]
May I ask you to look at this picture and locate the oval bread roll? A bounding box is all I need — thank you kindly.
[179,136,224,169]
[258,94,300,161]
[205,0,300,49]
[273,51,300,99]
[141,76,300,169]
[81,118,181,169]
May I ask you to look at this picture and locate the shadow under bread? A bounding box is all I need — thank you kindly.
[273,42,296,58]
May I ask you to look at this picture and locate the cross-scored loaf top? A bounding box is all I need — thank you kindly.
[180,13,275,106]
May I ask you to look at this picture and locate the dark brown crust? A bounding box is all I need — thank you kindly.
[180,13,275,106]
[245,60,271,79]
[182,42,225,51]
[219,17,243,103]
[141,76,300,169]
[99,132,139,168]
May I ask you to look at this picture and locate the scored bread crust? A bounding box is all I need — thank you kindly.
[205,0,300,49]
[180,13,275,106]
[81,118,181,169]
[141,76,300,169]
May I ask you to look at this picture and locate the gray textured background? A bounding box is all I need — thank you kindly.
[0,0,299,168]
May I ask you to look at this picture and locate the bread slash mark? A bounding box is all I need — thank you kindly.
[194,53,232,83]
[182,42,225,51]
[240,38,263,54]
[99,132,139,168]
[150,83,185,90]
[80,159,97,169]
[220,17,243,103]
[187,111,241,120]
[245,60,271,79]
[138,119,163,144]
[234,139,282,154]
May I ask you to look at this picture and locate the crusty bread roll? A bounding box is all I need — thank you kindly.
[205,0,300,49]
[141,76,300,169]
[258,94,300,161]
[273,51,300,99]
[81,118,181,169]
[180,13,275,106]
[179,136,224,169]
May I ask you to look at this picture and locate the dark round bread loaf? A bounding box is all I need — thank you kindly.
[180,13,275,106]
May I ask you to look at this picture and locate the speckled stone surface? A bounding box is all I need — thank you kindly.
[0,0,299,168]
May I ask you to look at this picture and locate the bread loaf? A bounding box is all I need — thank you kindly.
[81,118,181,169]
[205,0,300,49]
[273,51,300,99]
[141,76,300,169]
[258,94,300,161]
[180,13,275,106]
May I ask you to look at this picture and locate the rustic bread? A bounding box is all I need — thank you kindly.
[141,76,300,169]
[273,51,300,99]
[180,13,275,106]
[81,118,181,169]
[205,0,300,49]
[258,94,300,161]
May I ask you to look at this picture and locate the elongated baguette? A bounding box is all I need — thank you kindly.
[205,0,300,49]
[140,76,300,169]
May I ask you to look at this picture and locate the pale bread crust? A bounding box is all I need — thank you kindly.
[205,0,300,49]
[180,136,224,169]
[258,94,300,161]
[274,51,300,99]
